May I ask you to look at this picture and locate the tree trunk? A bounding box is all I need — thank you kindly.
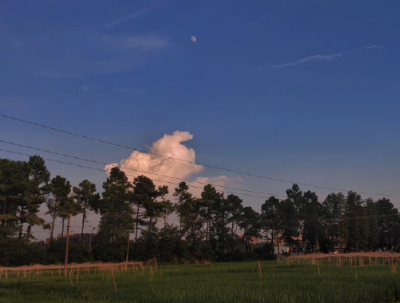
[221,212,225,252]
[81,210,86,245]
[64,213,71,276]
[206,218,209,242]
[277,233,280,255]
[135,206,140,240]
[1,199,7,228]
[61,218,65,237]
[297,236,299,255]
[126,233,130,265]
[18,222,24,239]
[178,197,182,232]
[50,213,56,240]
[192,220,195,246]
[50,200,58,240]
[26,224,32,240]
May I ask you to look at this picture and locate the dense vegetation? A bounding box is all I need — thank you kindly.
[1,156,399,266]
[1,262,400,303]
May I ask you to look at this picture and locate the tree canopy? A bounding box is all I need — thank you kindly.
[1,155,399,266]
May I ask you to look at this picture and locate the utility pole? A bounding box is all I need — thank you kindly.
[64,212,71,276]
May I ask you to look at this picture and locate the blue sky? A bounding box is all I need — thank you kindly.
[0,0,399,233]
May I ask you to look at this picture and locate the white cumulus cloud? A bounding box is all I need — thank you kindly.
[105,131,242,197]
[106,131,202,182]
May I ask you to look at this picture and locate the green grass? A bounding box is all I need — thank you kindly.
[1,261,399,303]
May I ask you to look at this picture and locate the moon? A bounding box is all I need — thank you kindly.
[191,36,197,43]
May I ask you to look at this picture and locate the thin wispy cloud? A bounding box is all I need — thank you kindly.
[273,52,347,68]
[113,87,145,95]
[32,31,171,78]
[109,35,170,51]
[80,84,145,96]
[273,45,383,69]
[104,6,153,29]
[364,45,384,49]
[81,84,94,94]
[0,96,46,108]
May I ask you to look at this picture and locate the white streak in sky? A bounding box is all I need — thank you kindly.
[105,7,153,29]
[273,52,346,68]
[364,45,384,49]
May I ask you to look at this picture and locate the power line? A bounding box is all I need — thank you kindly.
[22,207,400,225]
[0,138,284,199]
[2,141,396,217]
[0,113,396,198]
[0,147,276,200]
[77,211,400,224]
[0,142,397,205]
[1,145,395,227]
[2,145,394,224]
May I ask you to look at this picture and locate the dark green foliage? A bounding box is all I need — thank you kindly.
[0,238,90,266]
[302,191,323,251]
[279,199,299,245]
[130,224,191,262]
[239,206,261,250]
[0,156,49,239]
[96,167,134,260]
[47,176,72,239]
[322,192,346,250]
[0,238,43,266]
[156,225,191,262]
[131,175,171,239]
[345,191,369,251]
[92,235,128,262]
[253,242,276,260]
[46,239,89,264]
[261,196,281,244]
[1,155,400,266]
[376,198,399,248]
[73,180,100,244]
[365,198,380,250]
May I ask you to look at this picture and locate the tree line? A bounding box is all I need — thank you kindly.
[0,156,399,266]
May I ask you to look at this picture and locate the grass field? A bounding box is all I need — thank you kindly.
[1,260,400,303]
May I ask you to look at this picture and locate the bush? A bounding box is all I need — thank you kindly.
[253,243,277,260]
[0,238,47,266]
